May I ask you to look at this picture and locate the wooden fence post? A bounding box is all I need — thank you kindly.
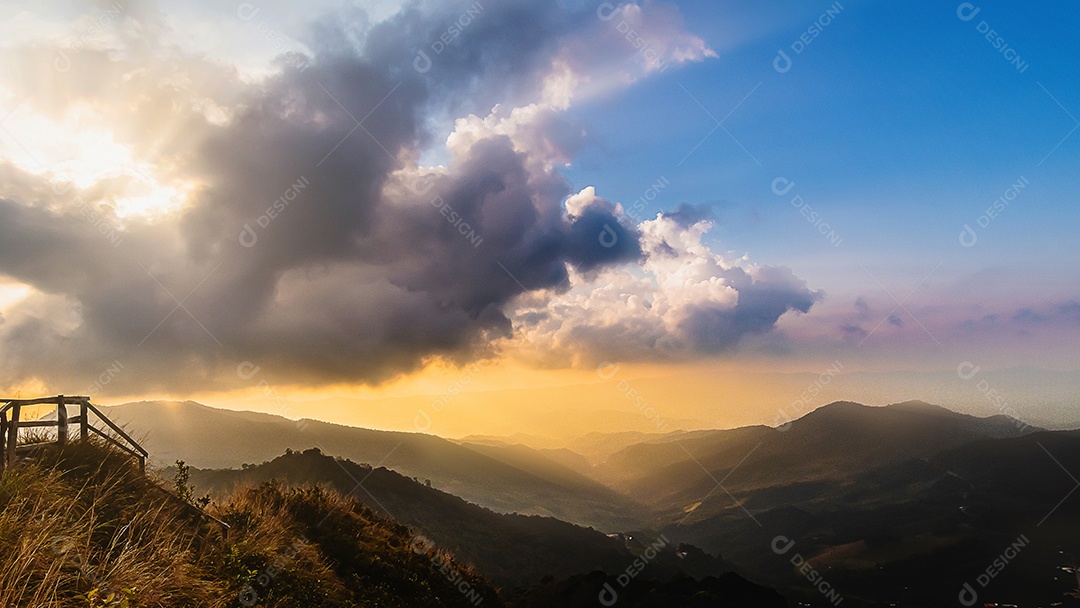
[57,395,67,447]
[0,411,6,474]
[6,404,19,466]
[80,400,88,442]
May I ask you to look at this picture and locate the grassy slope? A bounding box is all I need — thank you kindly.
[0,441,499,607]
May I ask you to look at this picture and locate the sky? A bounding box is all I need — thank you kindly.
[0,0,1077,437]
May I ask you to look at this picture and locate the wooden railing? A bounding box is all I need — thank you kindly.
[0,395,147,472]
[0,396,229,536]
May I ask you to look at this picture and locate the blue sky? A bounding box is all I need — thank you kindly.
[563,0,1080,301]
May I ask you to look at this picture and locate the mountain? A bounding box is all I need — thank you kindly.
[104,400,646,531]
[181,448,740,589]
[451,442,601,488]
[600,402,1076,607]
[663,428,1080,606]
[461,429,708,466]
[597,400,1041,519]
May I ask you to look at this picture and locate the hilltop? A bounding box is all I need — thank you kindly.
[0,440,498,607]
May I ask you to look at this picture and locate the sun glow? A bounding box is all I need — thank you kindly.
[0,281,32,313]
[0,94,188,218]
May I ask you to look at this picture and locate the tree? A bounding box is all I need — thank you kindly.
[174,460,194,503]
[174,460,210,508]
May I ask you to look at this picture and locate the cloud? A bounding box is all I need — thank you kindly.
[840,324,868,341]
[0,0,771,394]
[853,297,871,319]
[974,301,1080,331]
[505,209,820,364]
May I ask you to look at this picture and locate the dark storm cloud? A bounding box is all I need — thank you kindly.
[0,1,809,393]
[0,0,654,392]
[563,202,642,271]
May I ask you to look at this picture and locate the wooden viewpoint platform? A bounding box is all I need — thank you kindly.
[0,395,147,473]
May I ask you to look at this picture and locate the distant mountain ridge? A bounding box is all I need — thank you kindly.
[104,400,647,531]
[591,400,1041,513]
[103,398,1043,532]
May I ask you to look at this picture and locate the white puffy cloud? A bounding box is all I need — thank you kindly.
[505,198,820,363]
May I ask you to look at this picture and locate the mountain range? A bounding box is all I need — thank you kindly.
[105,398,1080,607]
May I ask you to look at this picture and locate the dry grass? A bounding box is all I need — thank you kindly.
[0,440,229,607]
[0,440,502,607]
